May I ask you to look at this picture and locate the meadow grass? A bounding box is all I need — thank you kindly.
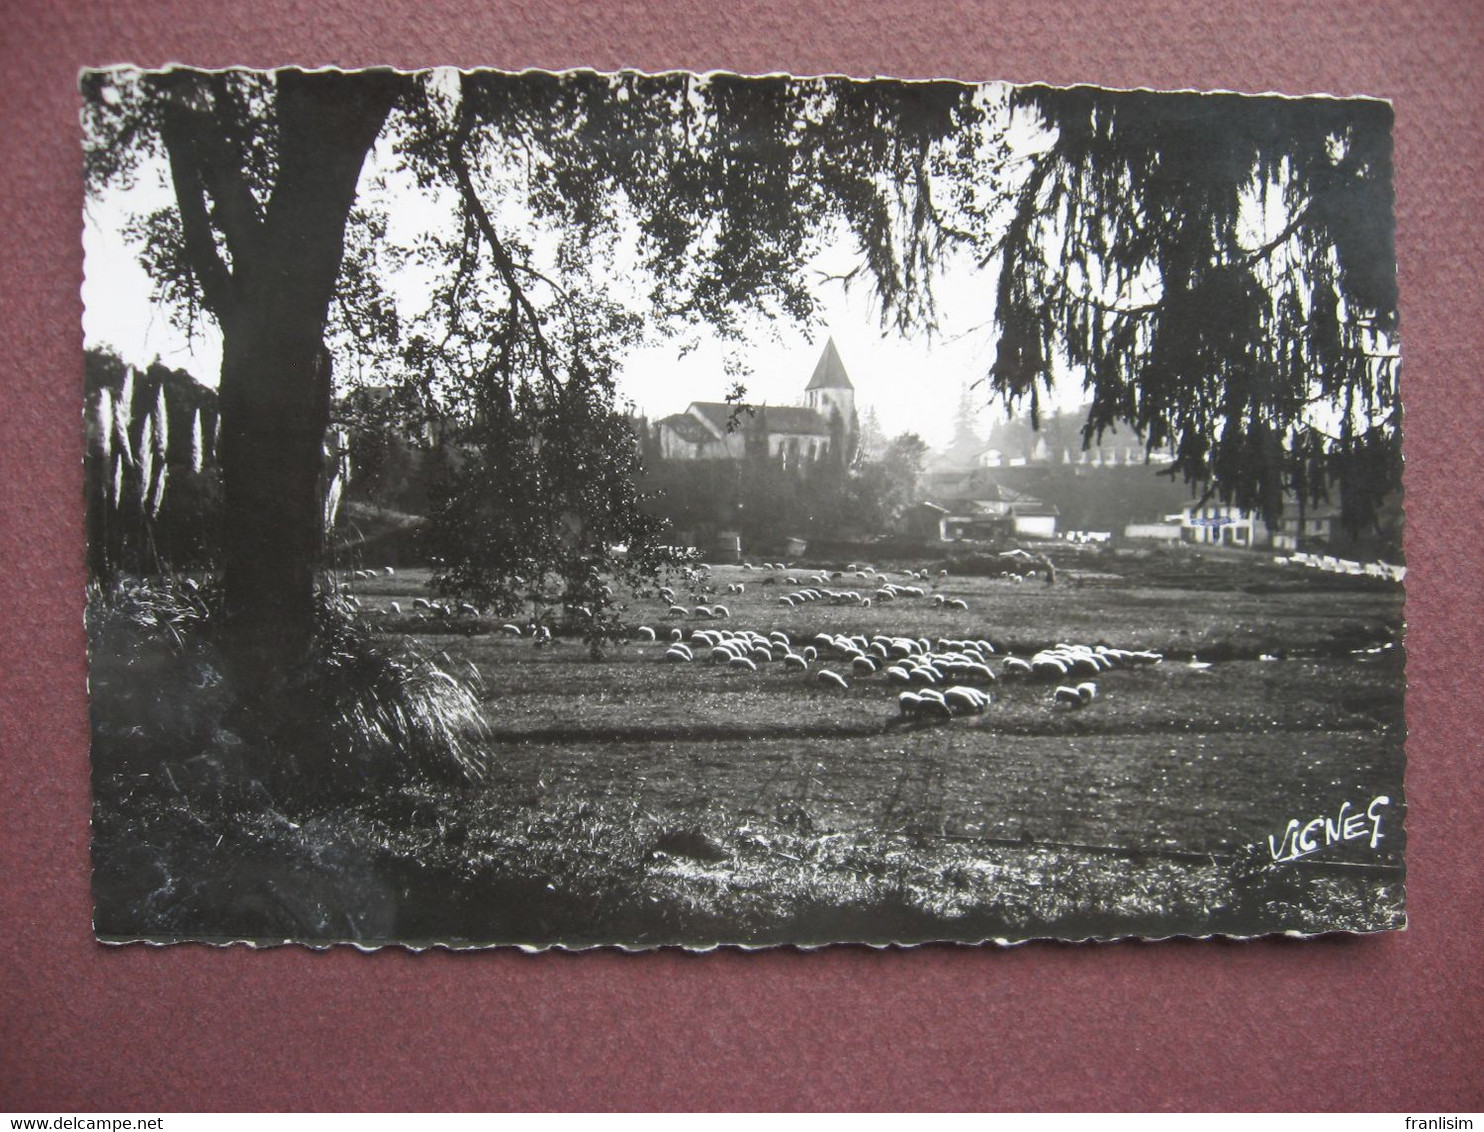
[91,549,1406,946]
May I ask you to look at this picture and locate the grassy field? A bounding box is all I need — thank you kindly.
[91,546,1406,947]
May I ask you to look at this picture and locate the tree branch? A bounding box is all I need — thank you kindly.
[187,74,266,266]
[155,94,235,320]
[446,108,560,387]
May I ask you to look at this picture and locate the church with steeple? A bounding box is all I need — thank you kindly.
[656,338,858,466]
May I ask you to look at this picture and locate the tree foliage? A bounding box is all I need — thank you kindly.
[987,86,1400,529]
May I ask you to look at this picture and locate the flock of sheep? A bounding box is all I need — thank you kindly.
[338,558,1166,723]
[627,562,1164,724]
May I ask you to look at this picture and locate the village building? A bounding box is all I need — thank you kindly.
[1178,501,1271,548]
[906,475,1060,542]
[975,407,1175,469]
[655,338,857,466]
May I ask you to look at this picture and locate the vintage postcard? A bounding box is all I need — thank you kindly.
[82,67,1404,947]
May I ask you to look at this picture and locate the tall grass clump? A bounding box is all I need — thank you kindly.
[88,576,491,801]
[264,594,492,792]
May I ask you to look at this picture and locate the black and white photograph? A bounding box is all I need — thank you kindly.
[82,66,1405,948]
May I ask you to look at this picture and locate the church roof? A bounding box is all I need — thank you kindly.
[758,406,834,435]
[805,337,854,391]
[688,401,833,437]
[658,412,716,444]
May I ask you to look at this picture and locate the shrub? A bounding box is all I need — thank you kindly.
[87,577,491,800]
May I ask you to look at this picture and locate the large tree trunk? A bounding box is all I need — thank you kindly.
[201,71,405,692]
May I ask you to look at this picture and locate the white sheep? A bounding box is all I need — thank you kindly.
[944,686,989,715]
[727,656,759,672]
[817,669,848,690]
[1054,684,1092,707]
[500,623,522,636]
[636,625,656,641]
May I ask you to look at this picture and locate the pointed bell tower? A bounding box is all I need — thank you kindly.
[804,337,856,438]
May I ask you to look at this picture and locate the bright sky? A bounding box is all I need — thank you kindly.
[82,194,1028,452]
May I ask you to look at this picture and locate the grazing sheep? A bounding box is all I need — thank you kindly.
[387,601,402,616]
[727,656,759,672]
[962,662,996,685]
[712,604,730,619]
[1003,657,1033,679]
[803,646,818,662]
[947,598,969,612]
[898,691,923,719]
[1032,657,1069,680]
[413,597,433,610]
[851,656,878,676]
[1076,681,1098,702]
[915,691,953,721]
[709,646,736,664]
[1053,684,1093,707]
[667,605,689,618]
[670,628,684,643]
[383,566,395,576]
[694,605,714,618]
[659,586,676,602]
[636,625,656,641]
[664,647,693,663]
[459,602,480,617]
[817,669,849,691]
[944,686,988,715]
[500,623,522,636]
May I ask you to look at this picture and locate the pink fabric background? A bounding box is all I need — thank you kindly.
[2,0,1480,1112]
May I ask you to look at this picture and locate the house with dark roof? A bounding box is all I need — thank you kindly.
[913,471,1061,540]
[656,338,858,467]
